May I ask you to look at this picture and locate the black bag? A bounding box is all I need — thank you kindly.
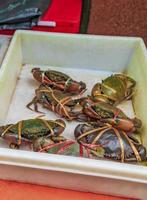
[0,0,52,24]
[0,18,38,30]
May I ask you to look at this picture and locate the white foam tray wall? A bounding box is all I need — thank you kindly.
[0,31,147,199]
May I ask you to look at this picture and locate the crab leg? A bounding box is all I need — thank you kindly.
[27,97,44,113]
[121,131,141,162]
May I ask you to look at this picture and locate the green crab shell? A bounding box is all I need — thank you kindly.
[101,74,136,103]
[45,70,70,82]
[0,119,66,140]
[34,139,81,156]
[33,137,94,158]
[92,101,128,119]
[116,74,136,88]
[33,136,67,152]
[101,75,126,103]
[91,83,114,104]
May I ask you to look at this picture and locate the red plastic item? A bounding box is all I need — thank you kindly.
[33,0,82,33]
[0,180,136,200]
[0,0,83,35]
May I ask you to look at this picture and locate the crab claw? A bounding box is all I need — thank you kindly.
[65,80,86,95]
[54,119,66,136]
[0,126,5,137]
[102,118,139,133]
[31,68,43,83]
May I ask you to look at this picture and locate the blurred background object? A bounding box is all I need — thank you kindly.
[0,0,52,29]
[0,0,85,35]
[0,0,147,46]
[32,0,84,33]
[87,0,147,45]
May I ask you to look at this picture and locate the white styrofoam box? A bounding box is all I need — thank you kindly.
[0,35,11,67]
[0,30,147,199]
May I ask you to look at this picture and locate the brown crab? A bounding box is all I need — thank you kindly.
[74,122,146,162]
[31,68,86,95]
[33,135,105,159]
[80,97,142,132]
[27,84,87,121]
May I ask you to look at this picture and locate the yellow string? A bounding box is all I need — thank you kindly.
[77,126,109,140]
[49,120,66,128]
[38,88,72,120]
[40,119,54,135]
[1,124,14,137]
[18,121,23,145]
[57,97,73,120]
[122,131,142,162]
[112,128,125,162]
[92,127,111,144]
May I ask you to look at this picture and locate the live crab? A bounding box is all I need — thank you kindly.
[91,73,136,105]
[74,122,146,162]
[0,118,66,149]
[31,68,86,95]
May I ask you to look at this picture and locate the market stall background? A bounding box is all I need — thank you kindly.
[0,0,147,46]
[88,0,147,45]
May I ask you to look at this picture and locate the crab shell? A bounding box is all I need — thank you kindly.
[74,123,146,162]
[0,118,66,147]
[92,73,136,104]
[28,84,87,121]
[33,136,105,159]
[81,98,142,132]
[33,137,87,157]
[31,68,86,95]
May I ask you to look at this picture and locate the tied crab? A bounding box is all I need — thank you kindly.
[0,118,66,149]
[91,73,136,105]
[74,122,146,162]
[27,84,87,121]
[80,97,142,132]
[33,135,105,159]
[31,68,86,95]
